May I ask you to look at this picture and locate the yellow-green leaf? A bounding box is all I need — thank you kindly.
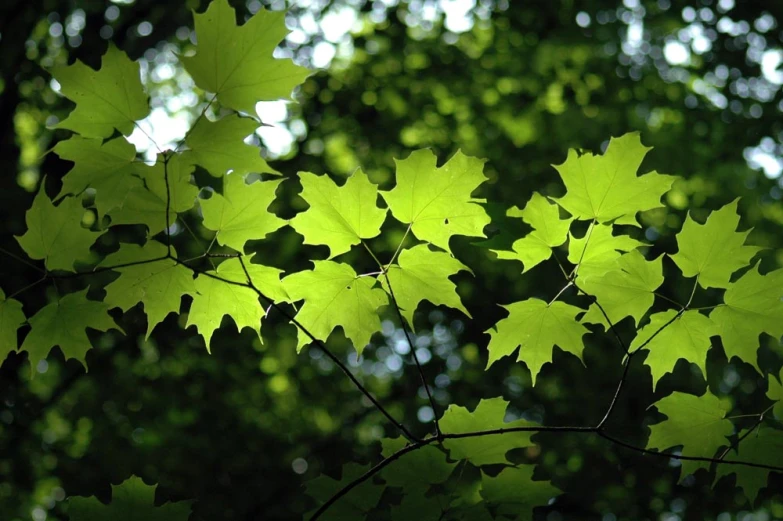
[669,199,763,289]
[200,174,286,252]
[381,149,490,253]
[552,132,676,224]
[16,189,101,272]
[51,44,149,138]
[487,299,588,385]
[181,0,311,114]
[290,169,387,258]
[380,244,471,329]
[283,261,387,354]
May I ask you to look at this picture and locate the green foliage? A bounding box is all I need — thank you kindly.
[3,1,783,520]
[67,476,192,521]
[50,44,149,138]
[290,169,387,259]
[647,391,733,478]
[180,0,311,114]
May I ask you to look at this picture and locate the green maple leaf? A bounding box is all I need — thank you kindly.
[305,463,383,521]
[580,250,664,328]
[715,427,783,505]
[283,261,387,354]
[186,257,286,351]
[109,154,198,235]
[54,136,144,216]
[200,173,286,252]
[290,169,387,258]
[669,199,762,289]
[630,310,715,390]
[381,149,491,253]
[20,289,120,371]
[480,466,561,520]
[381,437,456,490]
[51,44,149,138]
[380,244,471,328]
[100,241,194,339]
[769,369,783,421]
[709,263,783,372]
[647,391,732,479]
[440,397,536,465]
[16,188,101,272]
[390,490,442,521]
[181,0,311,114]
[0,289,25,360]
[183,114,279,177]
[486,299,588,384]
[68,476,192,521]
[552,132,676,224]
[492,193,573,272]
[567,223,644,279]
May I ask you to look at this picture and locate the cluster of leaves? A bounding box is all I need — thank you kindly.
[1,0,782,519]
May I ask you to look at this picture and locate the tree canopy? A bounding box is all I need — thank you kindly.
[1,0,782,520]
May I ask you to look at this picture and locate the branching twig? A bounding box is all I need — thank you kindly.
[362,240,441,439]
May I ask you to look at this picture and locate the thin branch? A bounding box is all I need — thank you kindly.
[363,240,441,439]
[163,153,172,256]
[309,424,598,520]
[174,254,419,443]
[0,246,46,273]
[597,308,685,429]
[310,423,783,520]
[596,431,783,472]
[718,404,774,460]
[49,255,170,279]
[685,277,699,309]
[8,275,48,299]
[548,281,573,306]
[550,249,571,281]
[572,280,627,355]
[387,224,411,268]
[174,92,218,153]
[571,220,596,279]
[652,291,683,308]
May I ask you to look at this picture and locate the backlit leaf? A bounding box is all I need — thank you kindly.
[200,173,285,252]
[580,250,664,328]
[440,397,536,466]
[715,427,783,505]
[109,154,198,235]
[669,199,762,289]
[381,149,490,253]
[492,193,573,272]
[290,169,387,258]
[647,391,732,478]
[181,0,311,114]
[552,132,676,224]
[380,244,471,328]
[54,136,144,216]
[709,264,783,372]
[380,437,456,490]
[630,310,715,390]
[186,257,285,351]
[16,189,101,272]
[100,241,194,339]
[20,289,120,371]
[283,261,387,354]
[486,299,588,384]
[183,114,279,177]
[51,44,149,138]
[567,223,644,279]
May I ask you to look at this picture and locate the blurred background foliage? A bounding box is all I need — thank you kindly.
[1,0,783,519]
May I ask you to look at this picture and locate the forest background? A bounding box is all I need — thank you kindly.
[1,0,783,520]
